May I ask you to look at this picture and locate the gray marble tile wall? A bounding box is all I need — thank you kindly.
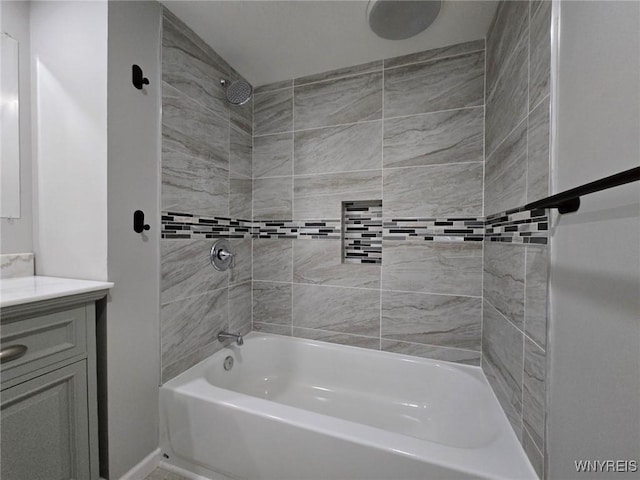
[252,39,486,367]
[482,1,552,477]
[160,9,253,382]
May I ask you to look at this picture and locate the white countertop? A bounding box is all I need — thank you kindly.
[0,276,114,308]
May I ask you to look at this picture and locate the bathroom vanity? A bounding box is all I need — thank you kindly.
[0,276,113,480]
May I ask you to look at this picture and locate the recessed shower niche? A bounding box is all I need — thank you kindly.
[342,200,382,265]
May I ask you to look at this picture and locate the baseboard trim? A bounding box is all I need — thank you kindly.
[118,448,161,480]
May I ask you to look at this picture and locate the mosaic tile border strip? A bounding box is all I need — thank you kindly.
[485,207,548,244]
[343,201,382,265]
[161,213,341,240]
[161,212,253,239]
[383,218,485,242]
[254,220,341,239]
[162,208,549,244]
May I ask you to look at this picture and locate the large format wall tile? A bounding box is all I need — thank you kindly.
[229,178,252,220]
[294,72,382,130]
[162,147,229,217]
[229,238,252,285]
[382,241,483,296]
[293,239,380,289]
[484,120,527,215]
[484,242,525,329]
[253,238,293,282]
[385,39,485,69]
[229,89,253,135]
[482,301,524,416]
[383,107,484,168]
[253,133,293,178]
[293,170,381,220]
[162,83,229,170]
[482,355,523,438]
[163,9,233,79]
[485,35,529,156]
[254,88,293,135]
[162,15,227,120]
[523,428,544,479]
[381,340,481,366]
[294,121,382,175]
[253,281,292,325]
[292,284,380,336]
[230,127,252,179]
[253,322,292,336]
[525,245,548,348]
[253,176,292,220]
[384,50,484,118]
[529,0,552,110]
[527,99,550,204]
[295,60,382,86]
[161,239,228,304]
[293,328,380,350]
[229,282,252,335]
[523,336,546,451]
[486,0,529,88]
[255,80,293,94]
[383,163,483,218]
[161,287,228,370]
[381,291,481,350]
[162,341,219,383]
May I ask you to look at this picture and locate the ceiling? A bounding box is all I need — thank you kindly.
[161,1,499,87]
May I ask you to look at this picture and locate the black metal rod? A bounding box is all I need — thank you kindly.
[524,166,640,213]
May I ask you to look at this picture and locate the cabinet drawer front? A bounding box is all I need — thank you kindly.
[0,307,87,381]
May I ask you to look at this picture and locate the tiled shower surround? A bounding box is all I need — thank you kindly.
[482,1,551,477]
[160,9,253,383]
[159,3,550,477]
[252,39,487,364]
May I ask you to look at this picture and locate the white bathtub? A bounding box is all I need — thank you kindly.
[160,333,537,480]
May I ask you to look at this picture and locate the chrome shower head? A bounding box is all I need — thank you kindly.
[220,79,253,105]
[367,0,443,40]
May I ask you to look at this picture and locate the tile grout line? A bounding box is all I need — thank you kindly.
[291,81,295,337]
[380,62,385,351]
[383,47,486,73]
[253,160,485,182]
[481,34,487,371]
[251,92,255,334]
[227,94,232,337]
[253,104,484,139]
[255,43,485,95]
[486,114,529,161]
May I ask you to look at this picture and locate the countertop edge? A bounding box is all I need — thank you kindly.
[0,276,114,310]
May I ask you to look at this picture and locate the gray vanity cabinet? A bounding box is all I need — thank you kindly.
[0,291,107,480]
[1,361,90,479]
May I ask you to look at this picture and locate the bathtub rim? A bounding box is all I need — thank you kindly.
[160,332,537,480]
[162,331,486,388]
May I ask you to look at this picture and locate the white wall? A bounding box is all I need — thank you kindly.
[31,0,108,280]
[1,1,33,254]
[105,2,162,478]
[548,1,640,478]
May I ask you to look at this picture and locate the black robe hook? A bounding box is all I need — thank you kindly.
[132,64,149,90]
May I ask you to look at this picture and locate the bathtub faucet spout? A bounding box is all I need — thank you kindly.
[218,331,244,346]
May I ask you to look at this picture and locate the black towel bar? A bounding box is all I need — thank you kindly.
[524,166,640,214]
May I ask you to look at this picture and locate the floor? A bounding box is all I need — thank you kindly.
[144,467,190,480]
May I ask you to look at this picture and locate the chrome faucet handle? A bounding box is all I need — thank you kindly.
[217,248,235,267]
[211,239,235,271]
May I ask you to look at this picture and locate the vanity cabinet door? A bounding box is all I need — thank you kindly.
[0,361,90,480]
